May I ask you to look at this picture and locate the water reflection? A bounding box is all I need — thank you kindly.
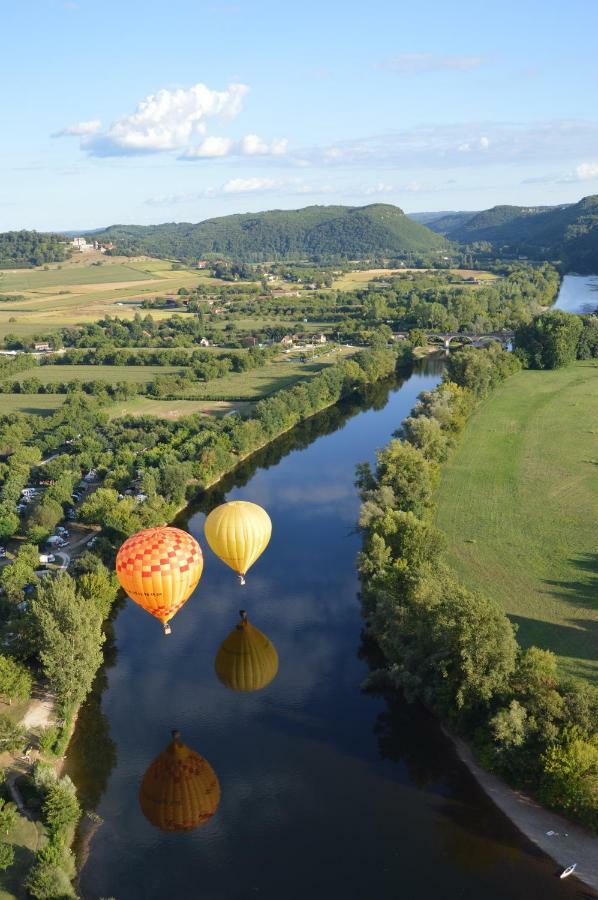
[215,610,279,692]
[139,729,220,833]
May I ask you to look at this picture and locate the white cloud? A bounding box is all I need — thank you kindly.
[180,133,288,160]
[363,182,394,195]
[295,120,598,171]
[240,134,288,156]
[573,161,598,181]
[376,53,484,73]
[185,136,233,158]
[523,160,598,185]
[459,135,490,153]
[58,82,249,156]
[221,177,285,194]
[53,119,101,137]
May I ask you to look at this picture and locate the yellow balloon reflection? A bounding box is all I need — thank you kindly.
[204,501,271,584]
[215,610,279,692]
[139,730,220,832]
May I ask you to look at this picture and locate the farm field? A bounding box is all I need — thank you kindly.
[331,267,498,290]
[0,256,241,339]
[15,364,184,383]
[435,361,598,684]
[105,397,253,419]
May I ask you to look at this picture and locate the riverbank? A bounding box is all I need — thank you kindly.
[449,731,598,891]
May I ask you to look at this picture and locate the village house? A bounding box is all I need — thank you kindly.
[199,337,210,347]
[33,341,51,352]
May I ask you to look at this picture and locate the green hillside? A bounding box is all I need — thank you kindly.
[409,210,479,233]
[443,195,598,271]
[93,204,449,262]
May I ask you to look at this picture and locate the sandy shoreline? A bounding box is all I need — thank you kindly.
[449,732,598,892]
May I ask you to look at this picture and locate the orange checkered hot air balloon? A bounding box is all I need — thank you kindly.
[139,730,220,832]
[115,526,203,635]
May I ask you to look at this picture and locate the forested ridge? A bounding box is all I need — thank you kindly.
[418,194,598,272]
[92,204,449,262]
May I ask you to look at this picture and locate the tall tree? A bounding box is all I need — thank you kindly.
[32,574,104,715]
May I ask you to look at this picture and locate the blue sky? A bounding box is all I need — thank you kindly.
[2,0,598,229]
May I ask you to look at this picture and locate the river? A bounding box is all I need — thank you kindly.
[555,273,598,314]
[67,356,589,900]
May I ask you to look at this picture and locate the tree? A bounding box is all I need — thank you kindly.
[374,439,435,516]
[32,574,104,715]
[0,655,32,705]
[0,799,17,836]
[0,841,14,871]
[514,310,583,369]
[0,714,26,754]
[0,543,38,604]
[43,778,80,843]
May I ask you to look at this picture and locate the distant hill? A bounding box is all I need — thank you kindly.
[92,204,449,262]
[435,196,598,271]
[409,210,479,233]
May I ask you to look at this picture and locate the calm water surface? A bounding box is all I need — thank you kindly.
[69,358,592,900]
[555,273,598,314]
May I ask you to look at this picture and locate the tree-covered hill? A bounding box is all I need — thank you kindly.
[92,204,449,262]
[0,231,71,268]
[409,210,479,234]
[432,195,598,271]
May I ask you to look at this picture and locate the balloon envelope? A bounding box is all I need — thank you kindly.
[139,730,220,832]
[115,526,203,629]
[204,501,271,578]
[215,610,279,692]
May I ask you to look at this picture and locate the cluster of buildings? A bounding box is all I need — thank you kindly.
[71,237,114,253]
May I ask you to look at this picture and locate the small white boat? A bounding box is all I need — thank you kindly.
[560,863,577,879]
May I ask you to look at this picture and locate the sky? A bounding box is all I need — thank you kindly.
[2,0,598,230]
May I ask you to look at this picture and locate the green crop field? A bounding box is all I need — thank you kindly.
[14,364,184,384]
[435,361,598,684]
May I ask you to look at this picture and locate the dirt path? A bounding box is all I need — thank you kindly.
[452,734,598,891]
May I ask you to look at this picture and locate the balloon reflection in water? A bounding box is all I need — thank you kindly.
[204,500,271,585]
[215,610,279,692]
[115,527,203,634]
[139,730,220,832]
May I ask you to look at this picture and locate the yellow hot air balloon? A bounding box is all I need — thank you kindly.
[215,610,279,692]
[115,526,203,634]
[204,500,271,584]
[139,730,220,832]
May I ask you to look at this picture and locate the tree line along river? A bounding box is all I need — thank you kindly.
[64,273,598,900]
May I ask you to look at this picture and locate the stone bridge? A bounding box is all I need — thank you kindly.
[394,331,514,349]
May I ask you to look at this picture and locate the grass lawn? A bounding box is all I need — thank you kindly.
[0,811,42,900]
[0,395,65,416]
[15,364,184,384]
[435,361,598,684]
[174,347,352,400]
[331,267,497,290]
